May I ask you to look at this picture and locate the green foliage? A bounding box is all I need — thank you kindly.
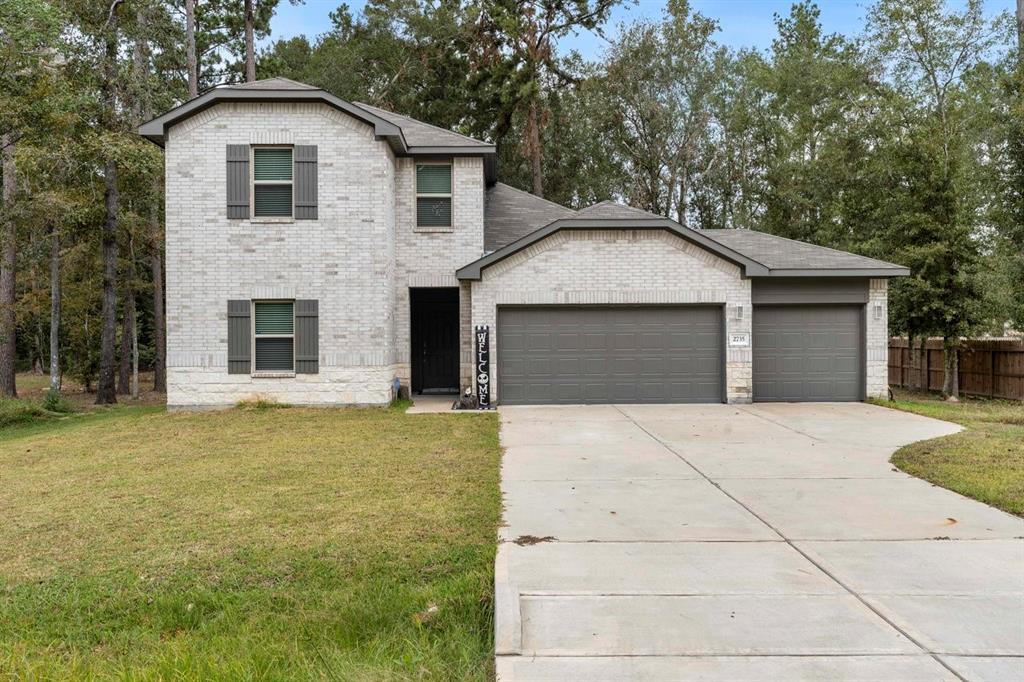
[0,396,48,427]
[41,388,72,413]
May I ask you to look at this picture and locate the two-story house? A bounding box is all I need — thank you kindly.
[140,78,907,408]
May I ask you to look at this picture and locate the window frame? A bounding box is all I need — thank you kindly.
[251,145,294,219]
[415,161,453,229]
[251,299,295,376]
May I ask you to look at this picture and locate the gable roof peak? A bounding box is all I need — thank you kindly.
[223,76,320,91]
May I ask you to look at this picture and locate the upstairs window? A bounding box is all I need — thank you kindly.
[253,147,293,217]
[416,163,452,228]
[253,301,294,372]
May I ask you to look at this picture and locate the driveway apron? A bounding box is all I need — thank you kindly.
[495,403,1024,682]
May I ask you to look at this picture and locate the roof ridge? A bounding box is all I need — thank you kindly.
[493,182,576,214]
[354,102,490,147]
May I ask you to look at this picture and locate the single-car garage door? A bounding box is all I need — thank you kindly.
[753,305,863,402]
[497,306,723,405]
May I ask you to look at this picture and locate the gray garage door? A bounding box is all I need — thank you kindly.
[753,305,863,402]
[497,306,723,405]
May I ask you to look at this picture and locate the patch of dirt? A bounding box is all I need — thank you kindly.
[513,535,556,546]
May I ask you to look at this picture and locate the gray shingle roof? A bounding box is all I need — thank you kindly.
[702,229,906,272]
[354,102,492,149]
[472,194,907,277]
[485,183,576,251]
[224,77,319,90]
[573,200,663,221]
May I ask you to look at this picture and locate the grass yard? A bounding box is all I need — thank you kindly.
[873,390,1024,516]
[0,403,501,680]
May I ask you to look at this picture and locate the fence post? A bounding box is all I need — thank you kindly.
[924,344,930,392]
[991,349,996,398]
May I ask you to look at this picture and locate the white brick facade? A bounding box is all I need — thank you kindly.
[162,100,891,408]
[393,156,484,391]
[468,230,754,403]
[164,102,462,406]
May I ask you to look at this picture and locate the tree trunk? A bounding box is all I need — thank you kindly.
[150,203,166,392]
[49,222,60,393]
[941,336,960,402]
[117,272,134,394]
[244,0,256,82]
[526,99,543,198]
[0,136,17,397]
[185,0,198,97]
[97,15,119,405]
[97,157,119,405]
[1018,0,1023,50]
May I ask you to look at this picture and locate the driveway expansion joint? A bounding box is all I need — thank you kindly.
[497,404,1021,680]
[610,404,971,681]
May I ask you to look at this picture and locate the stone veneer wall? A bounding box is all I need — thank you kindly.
[164,102,400,406]
[866,278,890,399]
[469,230,754,403]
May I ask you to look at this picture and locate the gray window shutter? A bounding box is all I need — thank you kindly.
[227,300,251,374]
[295,299,319,373]
[226,145,250,219]
[294,145,317,220]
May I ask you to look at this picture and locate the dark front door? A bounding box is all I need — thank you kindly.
[411,288,460,394]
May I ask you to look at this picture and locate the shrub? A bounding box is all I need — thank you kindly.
[42,389,75,414]
[235,395,292,410]
[0,397,48,428]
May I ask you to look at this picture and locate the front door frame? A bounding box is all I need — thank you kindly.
[410,287,460,394]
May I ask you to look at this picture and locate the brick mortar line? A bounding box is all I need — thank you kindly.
[612,405,969,682]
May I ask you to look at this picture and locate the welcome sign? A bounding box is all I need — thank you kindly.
[475,325,492,409]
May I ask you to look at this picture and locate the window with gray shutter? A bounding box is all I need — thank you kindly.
[295,300,319,373]
[227,300,251,373]
[416,163,452,227]
[253,301,294,372]
[294,146,318,220]
[226,146,250,219]
[253,147,293,217]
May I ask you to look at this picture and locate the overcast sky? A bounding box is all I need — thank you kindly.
[262,0,1006,59]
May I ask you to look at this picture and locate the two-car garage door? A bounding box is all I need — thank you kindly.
[495,303,864,405]
[498,306,723,405]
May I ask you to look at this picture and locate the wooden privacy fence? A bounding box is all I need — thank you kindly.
[889,338,1024,400]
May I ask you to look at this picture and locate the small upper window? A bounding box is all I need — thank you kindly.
[253,147,293,218]
[416,163,452,228]
[253,301,294,373]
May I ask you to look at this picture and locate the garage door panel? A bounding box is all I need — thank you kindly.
[754,305,862,402]
[498,306,723,405]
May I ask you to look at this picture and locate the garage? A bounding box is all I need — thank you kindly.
[497,306,723,405]
[753,305,863,401]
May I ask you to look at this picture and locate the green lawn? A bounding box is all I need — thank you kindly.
[0,404,501,680]
[872,391,1024,516]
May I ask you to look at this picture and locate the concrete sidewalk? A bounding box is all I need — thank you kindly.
[495,403,1024,682]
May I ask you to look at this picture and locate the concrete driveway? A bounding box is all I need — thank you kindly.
[495,403,1024,682]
